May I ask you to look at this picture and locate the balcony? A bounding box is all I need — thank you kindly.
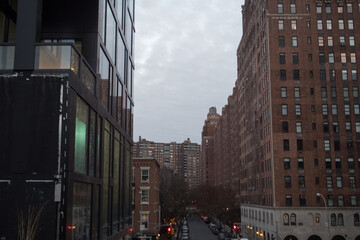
[0,43,96,95]
[35,43,96,95]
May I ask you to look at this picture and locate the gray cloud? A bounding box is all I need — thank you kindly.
[134,0,244,143]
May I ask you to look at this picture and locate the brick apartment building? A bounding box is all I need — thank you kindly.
[203,0,360,240]
[133,137,201,188]
[132,158,160,239]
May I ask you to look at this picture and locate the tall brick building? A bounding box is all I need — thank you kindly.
[204,0,360,239]
[133,137,201,188]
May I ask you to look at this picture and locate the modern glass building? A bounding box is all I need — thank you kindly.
[0,0,134,239]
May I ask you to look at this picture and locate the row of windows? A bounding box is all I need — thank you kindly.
[280,86,360,100]
[317,19,355,31]
[283,157,360,170]
[284,175,357,189]
[279,68,358,81]
[316,3,358,14]
[319,52,357,64]
[281,103,360,116]
[284,194,358,207]
[282,138,360,152]
[319,35,356,47]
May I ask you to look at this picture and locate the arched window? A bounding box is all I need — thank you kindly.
[338,214,344,226]
[290,213,296,225]
[354,213,360,226]
[331,213,337,226]
[283,214,289,225]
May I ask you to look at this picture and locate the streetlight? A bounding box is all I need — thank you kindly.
[316,193,330,240]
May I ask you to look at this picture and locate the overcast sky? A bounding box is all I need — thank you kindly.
[133,0,244,144]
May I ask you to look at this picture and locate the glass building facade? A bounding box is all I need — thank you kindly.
[0,0,135,239]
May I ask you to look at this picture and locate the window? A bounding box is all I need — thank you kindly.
[350,176,356,190]
[346,121,352,133]
[331,214,337,226]
[333,122,339,133]
[296,122,302,135]
[315,177,319,184]
[280,53,286,64]
[348,20,354,30]
[323,122,329,134]
[354,214,360,226]
[336,176,343,188]
[347,3,353,13]
[140,212,149,230]
[332,104,338,115]
[316,4,322,13]
[349,36,355,46]
[330,69,336,81]
[338,4,344,13]
[328,195,334,206]
[293,53,299,64]
[326,176,333,190]
[279,36,285,47]
[299,195,306,206]
[282,122,289,132]
[351,195,357,206]
[321,87,327,99]
[342,70,348,80]
[344,87,350,101]
[294,87,300,99]
[285,176,291,188]
[351,53,356,63]
[283,214,289,225]
[140,188,149,203]
[295,104,301,115]
[341,53,347,63]
[307,37,311,44]
[291,20,297,30]
[292,36,298,47]
[322,104,328,115]
[286,195,292,206]
[326,3,331,13]
[340,36,346,46]
[317,20,323,30]
[279,20,284,30]
[326,158,332,172]
[290,4,296,14]
[353,87,359,98]
[312,123,316,130]
[290,213,296,225]
[331,87,337,98]
[297,139,303,151]
[338,195,344,207]
[280,70,286,80]
[299,176,305,189]
[319,52,325,63]
[352,70,358,81]
[281,87,287,98]
[338,214,344,226]
[335,158,341,169]
[324,140,330,151]
[141,168,149,182]
[328,36,333,46]
[349,158,355,172]
[283,139,290,151]
[293,70,300,81]
[339,20,344,30]
[320,69,326,81]
[329,53,334,63]
[278,4,284,14]
[282,104,288,115]
[326,20,332,30]
[355,104,360,115]
[298,158,304,170]
[312,105,315,112]
[345,104,350,115]
[284,158,290,169]
[356,122,360,133]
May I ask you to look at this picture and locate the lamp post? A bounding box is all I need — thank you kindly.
[316,193,330,240]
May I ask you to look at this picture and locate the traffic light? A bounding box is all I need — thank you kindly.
[167,227,171,233]
[233,225,237,230]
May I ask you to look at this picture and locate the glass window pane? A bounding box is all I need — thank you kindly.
[73,182,92,239]
[99,48,110,109]
[75,97,89,175]
[106,2,116,61]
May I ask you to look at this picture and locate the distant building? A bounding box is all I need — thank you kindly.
[0,0,134,239]
[132,158,160,239]
[133,137,201,188]
[204,1,360,240]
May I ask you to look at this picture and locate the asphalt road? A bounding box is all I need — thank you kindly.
[187,215,218,240]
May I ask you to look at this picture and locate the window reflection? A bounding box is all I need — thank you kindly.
[72,182,92,240]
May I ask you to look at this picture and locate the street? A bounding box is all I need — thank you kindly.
[187,215,218,240]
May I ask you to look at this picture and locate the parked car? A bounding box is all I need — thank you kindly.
[203,216,210,224]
